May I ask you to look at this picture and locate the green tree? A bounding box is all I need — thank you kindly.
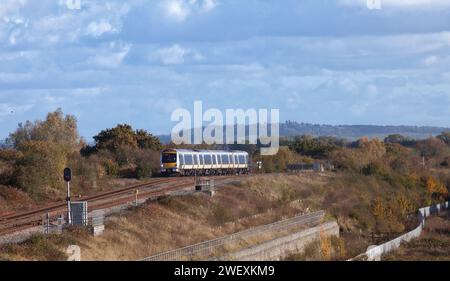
[384,134,415,146]
[135,129,162,150]
[93,124,138,152]
[288,135,340,158]
[16,141,67,199]
[91,124,162,153]
[437,131,450,145]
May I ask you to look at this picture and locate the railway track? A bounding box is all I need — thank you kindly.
[0,175,243,236]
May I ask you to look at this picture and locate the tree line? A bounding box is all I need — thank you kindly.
[0,109,449,207]
[0,109,162,201]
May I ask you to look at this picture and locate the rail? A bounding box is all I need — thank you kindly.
[141,210,325,261]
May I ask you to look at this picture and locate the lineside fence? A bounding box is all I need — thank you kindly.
[141,210,325,261]
[350,201,449,261]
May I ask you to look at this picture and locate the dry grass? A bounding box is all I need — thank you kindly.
[0,234,75,261]
[0,185,37,215]
[0,173,330,261]
[382,211,450,261]
[0,171,433,261]
[284,235,346,261]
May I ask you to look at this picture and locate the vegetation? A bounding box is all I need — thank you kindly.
[382,211,450,261]
[0,174,322,261]
[0,110,449,261]
[0,109,162,203]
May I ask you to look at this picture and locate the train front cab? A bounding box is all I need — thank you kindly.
[161,149,178,175]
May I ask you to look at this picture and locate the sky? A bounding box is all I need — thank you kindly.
[0,0,450,140]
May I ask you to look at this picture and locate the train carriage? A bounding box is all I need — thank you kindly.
[161,149,249,176]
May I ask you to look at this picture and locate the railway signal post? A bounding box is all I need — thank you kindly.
[64,168,72,225]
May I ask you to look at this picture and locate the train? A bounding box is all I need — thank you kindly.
[160,149,250,176]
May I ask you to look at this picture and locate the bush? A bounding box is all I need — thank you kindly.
[16,141,67,199]
[104,159,120,176]
[211,204,233,226]
[136,163,152,179]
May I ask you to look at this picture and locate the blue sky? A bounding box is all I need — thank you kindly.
[0,0,450,140]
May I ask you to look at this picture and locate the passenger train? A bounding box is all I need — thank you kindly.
[160,149,249,176]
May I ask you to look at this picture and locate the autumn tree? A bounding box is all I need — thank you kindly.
[415,137,447,158]
[258,146,303,173]
[8,108,80,151]
[4,109,81,199]
[16,141,67,199]
[425,176,448,201]
[90,124,162,153]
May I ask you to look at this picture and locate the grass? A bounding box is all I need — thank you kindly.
[0,173,327,261]
[0,172,442,261]
[284,235,346,261]
[382,211,450,261]
[0,234,74,261]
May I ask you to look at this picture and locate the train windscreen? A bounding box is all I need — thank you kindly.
[162,153,177,163]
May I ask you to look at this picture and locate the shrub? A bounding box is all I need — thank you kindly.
[104,159,119,176]
[211,204,233,226]
[16,141,67,199]
[136,163,152,179]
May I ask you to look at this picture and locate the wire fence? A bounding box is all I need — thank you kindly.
[141,210,325,261]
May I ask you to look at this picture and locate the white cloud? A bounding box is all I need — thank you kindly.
[91,44,131,68]
[424,55,438,66]
[1,2,130,47]
[338,78,360,95]
[153,44,203,65]
[339,0,450,9]
[163,0,218,22]
[201,0,218,12]
[165,0,190,22]
[0,103,33,118]
[86,20,116,37]
[0,0,27,19]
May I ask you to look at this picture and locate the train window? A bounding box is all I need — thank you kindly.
[204,155,212,164]
[162,153,177,163]
[199,155,204,165]
[234,155,239,164]
[179,155,185,165]
[217,155,221,164]
[185,154,193,165]
[239,155,245,164]
[194,155,198,165]
[221,155,228,164]
[212,155,217,164]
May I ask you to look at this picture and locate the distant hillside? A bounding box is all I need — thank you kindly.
[280,121,450,140]
[157,122,450,144]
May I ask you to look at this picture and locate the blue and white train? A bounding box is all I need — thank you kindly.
[160,149,249,176]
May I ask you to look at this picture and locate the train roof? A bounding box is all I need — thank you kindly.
[163,148,248,154]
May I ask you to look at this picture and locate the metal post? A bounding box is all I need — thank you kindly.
[46,212,50,234]
[135,189,139,207]
[67,181,72,225]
